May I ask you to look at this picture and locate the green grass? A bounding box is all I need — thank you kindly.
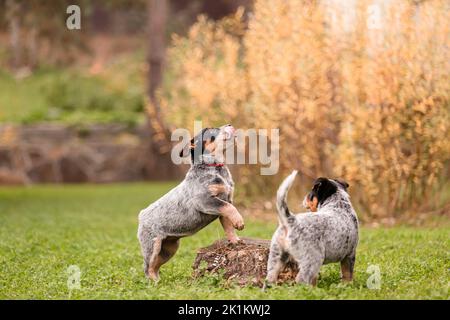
[0,183,449,300]
[0,67,145,126]
[0,70,49,122]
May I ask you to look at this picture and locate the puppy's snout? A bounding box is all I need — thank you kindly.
[223,125,236,139]
[303,193,318,212]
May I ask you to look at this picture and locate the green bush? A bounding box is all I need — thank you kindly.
[0,67,145,126]
[42,72,144,125]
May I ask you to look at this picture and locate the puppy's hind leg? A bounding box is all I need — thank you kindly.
[152,237,181,276]
[340,255,355,282]
[145,237,164,281]
[294,253,322,286]
[265,241,288,285]
[138,227,163,281]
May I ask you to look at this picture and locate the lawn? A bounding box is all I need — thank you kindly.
[0,183,448,300]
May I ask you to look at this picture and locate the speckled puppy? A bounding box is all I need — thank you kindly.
[266,170,359,286]
[138,124,244,281]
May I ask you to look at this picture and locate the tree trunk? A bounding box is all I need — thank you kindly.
[144,0,182,180]
[7,0,22,69]
[148,0,167,110]
[91,4,110,33]
[28,26,38,70]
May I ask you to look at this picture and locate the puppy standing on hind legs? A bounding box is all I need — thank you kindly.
[138,124,244,281]
[266,170,359,287]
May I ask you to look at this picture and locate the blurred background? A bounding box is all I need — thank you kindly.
[0,0,449,224]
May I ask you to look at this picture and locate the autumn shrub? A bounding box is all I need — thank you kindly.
[157,0,450,218]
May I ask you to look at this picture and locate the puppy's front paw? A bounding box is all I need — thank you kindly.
[227,234,241,244]
[232,215,245,230]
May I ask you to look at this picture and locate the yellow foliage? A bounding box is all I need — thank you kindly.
[158,0,450,217]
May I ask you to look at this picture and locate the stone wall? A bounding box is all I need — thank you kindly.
[0,124,182,185]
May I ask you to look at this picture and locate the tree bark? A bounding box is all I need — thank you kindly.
[144,0,182,180]
[6,0,22,69]
[147,0,167,110]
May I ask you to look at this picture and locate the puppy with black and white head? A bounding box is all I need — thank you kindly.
[266,171,359,286]
[138,124,244,281]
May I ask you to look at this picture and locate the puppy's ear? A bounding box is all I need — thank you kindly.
[179,138,195,158]
[311,180,322,192]
[335,179,349,189]
[316,178,337,205]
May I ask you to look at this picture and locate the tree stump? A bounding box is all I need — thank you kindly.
[192,237,298,286]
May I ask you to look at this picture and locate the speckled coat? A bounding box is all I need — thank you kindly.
[267,171,359,285]
[138,163,234,238]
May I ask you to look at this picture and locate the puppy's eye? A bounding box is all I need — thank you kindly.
[210,136,216,142]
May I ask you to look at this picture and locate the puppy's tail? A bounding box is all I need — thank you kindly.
[276,170,298,226]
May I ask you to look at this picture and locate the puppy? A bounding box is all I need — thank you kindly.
[266,171,359,286]
[137,124,244,281]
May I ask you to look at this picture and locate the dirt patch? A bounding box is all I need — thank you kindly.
[192,237,298,286]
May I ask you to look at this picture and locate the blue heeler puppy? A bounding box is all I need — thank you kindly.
[138,124,244,281]
[266,170,359,286]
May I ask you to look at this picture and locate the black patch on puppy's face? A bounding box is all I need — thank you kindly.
[179,128,220,162]
[307,177,338,205]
